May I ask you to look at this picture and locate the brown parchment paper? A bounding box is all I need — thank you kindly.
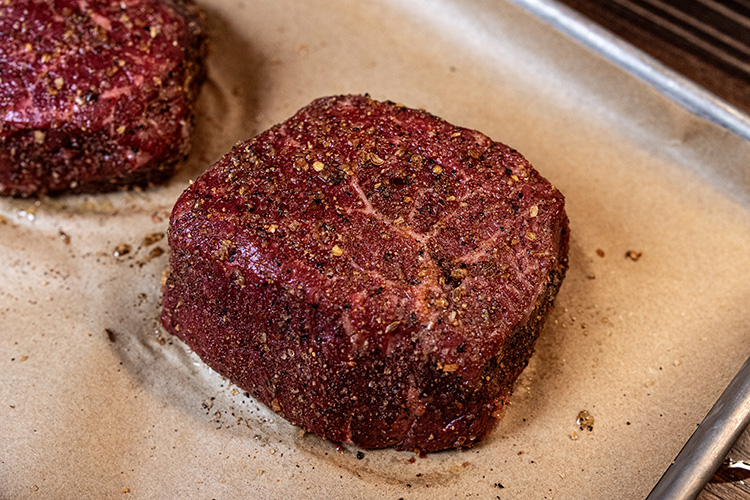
[2,0,749,498]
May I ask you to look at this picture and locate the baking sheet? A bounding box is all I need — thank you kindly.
[2,0,750,498]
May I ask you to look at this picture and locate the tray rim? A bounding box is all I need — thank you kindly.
[507,0,750,143]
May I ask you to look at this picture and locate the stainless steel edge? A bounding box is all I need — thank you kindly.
[646,355,750,500]
[506,0,750,142]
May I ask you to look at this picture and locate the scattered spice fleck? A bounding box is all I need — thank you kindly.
[142,232,164,246]
[529,205,538,217]
[113,243,132,257]
[105,328,116,342]
[137,246,164,266]
[625,250,642,261]
[432,165,444,175]
[384,321,400,334]
[369,152,384,165]
[312,161,325,172]
[595,248,605,258]
[577,410,595,432]
[331,245,343,257]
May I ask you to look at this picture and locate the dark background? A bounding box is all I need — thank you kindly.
[556,0,750,116]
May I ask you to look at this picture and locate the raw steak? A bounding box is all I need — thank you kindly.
[0,0,206,197]
[161,95,569,452]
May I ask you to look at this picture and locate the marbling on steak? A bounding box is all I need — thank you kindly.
[0,0,206,197]
[161,95,569,452]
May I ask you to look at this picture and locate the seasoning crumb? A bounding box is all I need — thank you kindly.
[356,451,365,460]
[123,488,130,494]
[369,152,385,165]
[142,232,164,246]
[595,248,605,258]
[577,410,595,432]
[105,328,116,342]
[384,321,400,334]
[137,246,164,266]
[113,243,132,257]
[331,245,343,257]
[625,250,642,261]
[312,161,325,172]
[570,431,579,441]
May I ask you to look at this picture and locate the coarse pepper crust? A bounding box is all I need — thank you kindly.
[161,94,569,451]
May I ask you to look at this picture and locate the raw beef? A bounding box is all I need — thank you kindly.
[162,95,569,452]
[0,0,206,196]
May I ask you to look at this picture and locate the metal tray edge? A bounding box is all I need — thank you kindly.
[507,0,750,143]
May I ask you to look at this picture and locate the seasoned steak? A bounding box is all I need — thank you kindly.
[0,0,206,197]
[161,95,569,452]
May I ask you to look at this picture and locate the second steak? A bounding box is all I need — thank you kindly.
[0,0,206,196]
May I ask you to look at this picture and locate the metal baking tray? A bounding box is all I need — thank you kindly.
[1,0,749,498]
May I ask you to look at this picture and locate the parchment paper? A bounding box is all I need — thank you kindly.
[2,0,749,498]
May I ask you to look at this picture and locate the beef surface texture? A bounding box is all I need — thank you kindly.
[0,0,206,197]
[162,95,569,452]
